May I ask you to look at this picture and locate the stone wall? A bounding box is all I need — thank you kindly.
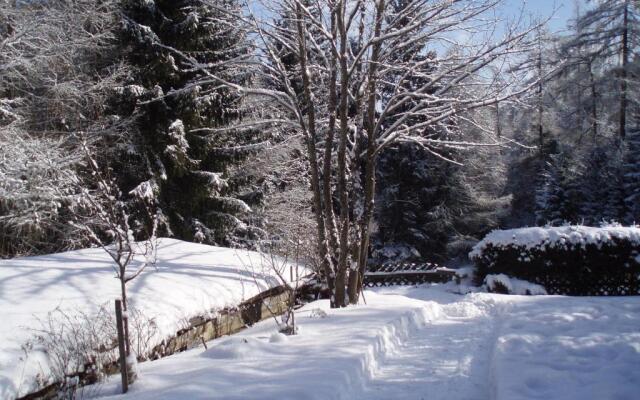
[19,285,300,400]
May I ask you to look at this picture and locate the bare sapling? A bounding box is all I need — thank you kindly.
[72,140,160,384]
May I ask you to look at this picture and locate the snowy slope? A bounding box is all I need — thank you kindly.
[0,238,296,399]
[91,286,640,400]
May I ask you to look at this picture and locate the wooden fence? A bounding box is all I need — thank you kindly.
[364,262,456,287]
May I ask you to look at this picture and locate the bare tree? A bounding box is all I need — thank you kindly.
[0,0,129,257]
[159,0,546,307]
[72,141,159,367]
[572,0,639,140]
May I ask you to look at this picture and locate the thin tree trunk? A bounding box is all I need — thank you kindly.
[334,0,351,308]
[119,271,136,384]
[349,155,376,304]
[619,0,629,140]
[349,0,385,305]
[294,3,335,305]
[537,33,544,159]
[119,275,130,356]
[322,9,339,257]
[588,59,598,141]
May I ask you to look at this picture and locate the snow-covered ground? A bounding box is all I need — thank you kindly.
[0,239,295,399]
[91,285,640,400]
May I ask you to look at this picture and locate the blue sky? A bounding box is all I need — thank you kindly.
[500,0,575,32]
[254,0,577,30]
[251,0,578,36]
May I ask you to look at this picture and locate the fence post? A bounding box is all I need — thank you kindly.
[115,299,128,394]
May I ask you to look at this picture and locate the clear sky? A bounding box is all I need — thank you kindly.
[500,0,575,33]
[253,0,577,33]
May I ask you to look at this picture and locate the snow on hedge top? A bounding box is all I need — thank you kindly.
[0,238,299,399]
[470,225,640,258]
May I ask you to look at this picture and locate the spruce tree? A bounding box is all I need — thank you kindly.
[116,0,266,246]
[581,145,626,224]
[535,151,583,225]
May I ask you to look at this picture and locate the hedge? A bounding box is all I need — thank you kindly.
[470,226,640,296]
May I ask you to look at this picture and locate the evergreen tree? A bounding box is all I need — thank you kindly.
[581,145,626,224]
[116,0,267,247]
[535,150,583,226]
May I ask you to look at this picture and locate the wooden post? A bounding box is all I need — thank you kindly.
[115,300,128,394]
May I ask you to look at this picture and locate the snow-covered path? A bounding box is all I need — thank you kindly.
[363,298,497,400]
[91,286,640,400]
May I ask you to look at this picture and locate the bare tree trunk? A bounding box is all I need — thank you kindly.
[588,59,598,141]
[295,2,335,306]
[349,155,376,304]
[537,32,545,159]
[119,276,131,356]
[322,9,340,257]
[334,0,351,308]
[348,0,386,305]
[619,0,629,140]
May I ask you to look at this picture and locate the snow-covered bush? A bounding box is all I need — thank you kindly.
[484,274,547,295]
[470,226,640,295]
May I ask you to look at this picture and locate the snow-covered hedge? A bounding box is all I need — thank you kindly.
[470,226,640,295]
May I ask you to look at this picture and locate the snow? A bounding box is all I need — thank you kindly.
[470,225,640,258]
[128,180,158,201]
[0,238,297,399]
[90,285,640,400]
[485,273,548,295]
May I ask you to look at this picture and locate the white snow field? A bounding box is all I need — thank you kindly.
[0,238,296,399]
[91,285,640,400]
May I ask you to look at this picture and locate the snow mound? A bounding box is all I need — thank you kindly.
[268,332,289,343]
[485,274,547,295]
[201,337,272,360]
[470,225,640,258]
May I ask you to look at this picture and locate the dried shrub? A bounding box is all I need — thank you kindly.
[25,304,157,397]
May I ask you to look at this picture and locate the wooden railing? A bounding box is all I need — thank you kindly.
[364,262,456,287]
